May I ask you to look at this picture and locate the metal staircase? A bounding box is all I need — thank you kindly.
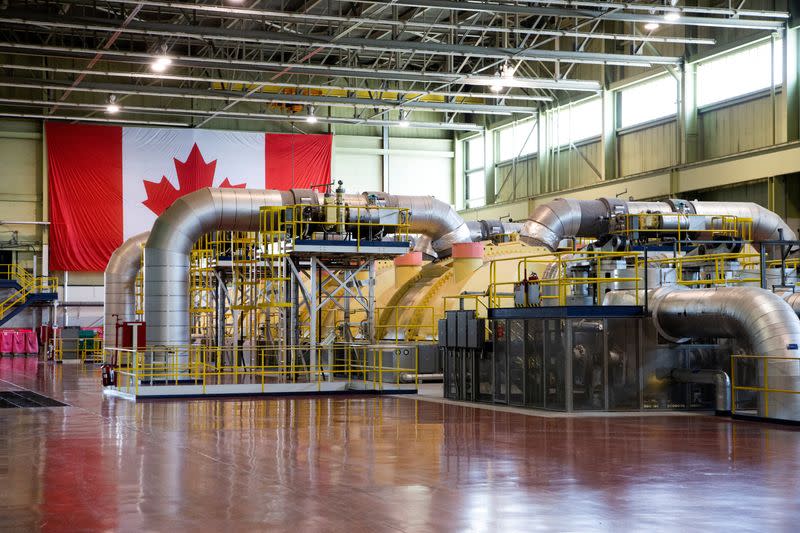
[0,264,57,326]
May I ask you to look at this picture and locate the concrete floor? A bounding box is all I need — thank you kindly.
[2,356,800,532]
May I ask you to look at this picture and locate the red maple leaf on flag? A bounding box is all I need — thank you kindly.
[142,143,246,215]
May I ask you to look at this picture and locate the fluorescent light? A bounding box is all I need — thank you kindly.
[151,55,172,72]
[664,11,681,21]
[463,75,600,93]
[644,22,660,31]
[490,83,504,93]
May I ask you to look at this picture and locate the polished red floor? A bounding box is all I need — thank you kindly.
[2,356,800,532]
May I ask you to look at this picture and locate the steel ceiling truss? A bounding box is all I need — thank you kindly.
[0,0,788,130]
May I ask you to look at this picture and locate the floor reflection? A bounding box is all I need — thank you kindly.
[1,356,800,532]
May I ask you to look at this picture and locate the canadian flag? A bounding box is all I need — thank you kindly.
[46,123,332,271]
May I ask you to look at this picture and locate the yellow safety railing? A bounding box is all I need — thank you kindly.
[610,213,753,252]
[731,354,800,420]
[375,305,436,341]
[443,294,490,319]
[260,204,411,254]
[106,343,419,396]
[49,333,103,363]
[0,263,57,320]
[647,252,763,287]
[487,251,643,308]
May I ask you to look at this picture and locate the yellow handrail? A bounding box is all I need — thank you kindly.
[0,264,57,319]
[105,343,419,395]
[731,354,800,420]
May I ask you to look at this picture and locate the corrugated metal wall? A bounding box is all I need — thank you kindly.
[700,93,785,159]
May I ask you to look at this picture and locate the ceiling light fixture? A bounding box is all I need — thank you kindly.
[490,63,516,93]
[644,22,660,31]
[664,11,681,21]
[306,105,318,124]
[398,110,410,127]
[106,94,120,114]
[151,44,172,73]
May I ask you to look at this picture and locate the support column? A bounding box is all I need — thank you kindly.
[601,87,617,181]
[680,62,699,164]
[783,25,799,143]
[484,130,496,205]
[382,126,390,191]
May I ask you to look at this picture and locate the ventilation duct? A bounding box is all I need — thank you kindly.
[520,198,795,258]
[103,231,149,350]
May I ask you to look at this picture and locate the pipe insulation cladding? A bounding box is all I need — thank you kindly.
[142,187,479,349]
[649,286,800,419]
[520,198,796,258]
[103,231,149,350]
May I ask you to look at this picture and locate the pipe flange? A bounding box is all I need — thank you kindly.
[649,285,691,344]
[666,198,696,214]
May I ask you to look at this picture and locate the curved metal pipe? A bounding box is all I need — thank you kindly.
[371,192,472,254]
[143,187,474,348]
[649,286,800,355]
[520,197,795,258]
[781,291,800,317]
[103,231,149,349]
[649,286,800,418]
[656,368,731,413]
[144,188,290,348]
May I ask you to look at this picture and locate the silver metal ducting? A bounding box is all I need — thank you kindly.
[649,286,800,354]
[520,198,611,251]
[650,286,800,418]
[520,197,796,258]
[103,231,149,350]
[144,188,290,348]
[144,187,475,348]
[370,193,472,254]
[465,219,524,242]
[656,368,731,413]
[781,291,800,317]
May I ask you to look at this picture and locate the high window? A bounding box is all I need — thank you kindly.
[554,97,602,146]
[619,75,678,129]
[697,39,783,107]
[465,135,485,209]
[497,120,537,162]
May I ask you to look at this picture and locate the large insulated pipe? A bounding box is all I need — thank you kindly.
[367,193,471,253]
[649,286,800,354]
[650,286,800,419]
[104,231,149,350]
[782,292,800,317]
[144,187,475,348]
[520,198,795,258]
[144,188,290,348]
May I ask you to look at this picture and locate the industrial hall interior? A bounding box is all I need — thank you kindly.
[3,0,800,531]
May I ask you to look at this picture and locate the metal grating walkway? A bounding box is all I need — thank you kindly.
[0,390,67,408]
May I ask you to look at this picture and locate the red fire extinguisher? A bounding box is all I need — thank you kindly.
[101,364,116,387]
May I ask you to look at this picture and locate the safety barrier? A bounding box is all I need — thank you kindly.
[731,354,800,421]
[106,343,418,396]
[488,250,643,308]
[376,305,435,341]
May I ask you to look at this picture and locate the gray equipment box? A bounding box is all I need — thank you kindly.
[466,317,486,349]
[456,311,469,348]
